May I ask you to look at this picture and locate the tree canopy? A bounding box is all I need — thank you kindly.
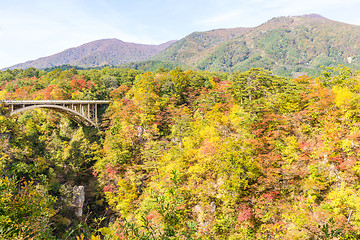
[2,66,360,239]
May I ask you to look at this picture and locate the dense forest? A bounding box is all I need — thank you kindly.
[1,65,360,239]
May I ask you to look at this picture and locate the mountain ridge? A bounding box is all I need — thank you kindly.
[6,14,360,76]
[152,13,360,76]
[7,39,176,70]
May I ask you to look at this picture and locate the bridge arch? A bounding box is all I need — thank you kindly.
[10,105,97,127]
[2,100,110,128]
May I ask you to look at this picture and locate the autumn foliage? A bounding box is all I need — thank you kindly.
[2,66,360,239]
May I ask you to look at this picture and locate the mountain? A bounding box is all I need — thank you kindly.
[8,39,176,70]
[152,27,250,65]
[7,14,360,76]
[152,14,360,76]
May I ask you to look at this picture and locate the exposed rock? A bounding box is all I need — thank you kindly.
[73,186,85,218]
[210,202,216,214]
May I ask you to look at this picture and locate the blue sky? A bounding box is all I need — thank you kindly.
[1,0,360,69]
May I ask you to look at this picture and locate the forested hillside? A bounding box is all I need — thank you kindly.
[2,65,360,239]
[151,27,250,65]
[7,15,360,78]
[153,14,360,76]
[8,39,176,70]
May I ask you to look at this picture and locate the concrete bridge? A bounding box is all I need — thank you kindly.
[1,100,110,127]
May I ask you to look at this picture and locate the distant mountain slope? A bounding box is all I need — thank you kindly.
[7,14,360,76]
[8,39,176,69]
[153,14,360,76]
[151,27,250,65]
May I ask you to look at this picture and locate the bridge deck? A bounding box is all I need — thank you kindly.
[1,100,110,127]
[2,100,110,105]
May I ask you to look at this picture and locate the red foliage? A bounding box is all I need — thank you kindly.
[146,210,161,223]
[87,81,94,89]
[200,140,215,155]
[213,77,220,83]
[70,76,87,91]
[237,204,253,223]
[299,141,311,151]
[14,86,32,99]
[106,165,118,175]
[103,185,115,192]
[217,80,232,91]
[110,85,130,99]
[44,85,55,100]
[261,191,279,201]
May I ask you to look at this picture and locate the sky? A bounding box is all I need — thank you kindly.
[1,0,360,69]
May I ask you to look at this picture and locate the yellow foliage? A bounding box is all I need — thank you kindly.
[105,177,138,216]
[90,235,101,240]
[278,135,299,164]
[71,90,85,100]
[338,138,354,153]
[327,182,360,224]
[333,85,353,107]
[76,234,85,240]
[100,227,112,236]
[0,90,7,100]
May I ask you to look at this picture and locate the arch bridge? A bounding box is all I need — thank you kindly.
[1,100,110,127]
